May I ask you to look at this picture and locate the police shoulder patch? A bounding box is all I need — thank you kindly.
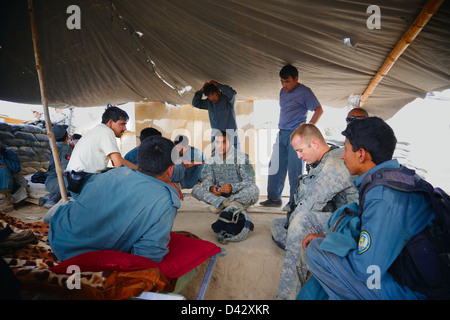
[358,231,371,254]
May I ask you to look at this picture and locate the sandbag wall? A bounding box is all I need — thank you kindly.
[0,122,50,175]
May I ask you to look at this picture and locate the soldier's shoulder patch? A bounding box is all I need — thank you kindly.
[358,231,371,254]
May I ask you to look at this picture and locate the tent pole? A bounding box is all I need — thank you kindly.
[28,0,68,202]
[360,0,444,107]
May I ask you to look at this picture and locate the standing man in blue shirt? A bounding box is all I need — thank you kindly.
[192,80,240,153]
[303,117,435,299]
[260,65,323,210]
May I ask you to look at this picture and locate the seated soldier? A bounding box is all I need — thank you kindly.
[192,130,259,212]
[0,141,21,213]
[170,134,207,189]
[48,136,180,263]
[272,123,358,300]
[303,117,436,300]
[40,125,72,208]
[124,127,162,164]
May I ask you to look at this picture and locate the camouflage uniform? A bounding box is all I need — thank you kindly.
[271,147,359,300]
[192,146,259,208]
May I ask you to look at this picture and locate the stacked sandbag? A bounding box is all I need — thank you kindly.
[0,122,51,175]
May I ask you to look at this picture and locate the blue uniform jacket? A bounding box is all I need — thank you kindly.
[49,166,180,262]
[45,141,72,179]
[124,146,138,164]
[0,148,21,174]
[171,145,206,188]
[0,148,21,191]
[349,159,434,299]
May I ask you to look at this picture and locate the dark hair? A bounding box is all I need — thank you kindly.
[341,117,397,165]
[72,134,82,140]
[137,136,175,175]
[139,127,162,142]
[55,132,68,142]
[101,104,129,124]
[212,129,232,141]
[174,134,189,146]
[203,83,219,96]
[279,64,298,80]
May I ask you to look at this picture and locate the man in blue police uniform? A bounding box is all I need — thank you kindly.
[40,125,72,208]
[170,135,206,189]
[0,141,21,213]
[124,127,162,164]
[303,117,434,299]
[49,136,180,263]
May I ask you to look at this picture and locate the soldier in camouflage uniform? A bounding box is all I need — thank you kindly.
[272,124,358,300]
[192,130,259,210]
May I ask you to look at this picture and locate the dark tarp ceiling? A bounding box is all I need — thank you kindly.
[1,0,449,120]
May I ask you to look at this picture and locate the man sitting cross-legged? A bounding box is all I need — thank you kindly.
[192,130,259,212]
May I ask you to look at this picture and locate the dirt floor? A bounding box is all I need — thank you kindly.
[175,194,286,300]
[5,193,288,300]
[7,200,48,222]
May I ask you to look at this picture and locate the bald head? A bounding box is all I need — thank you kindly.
[346,108,369,124]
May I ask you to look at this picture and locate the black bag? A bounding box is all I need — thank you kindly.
[0,258,22,300]
[65,170,88,194]
[211,206,254,244]
[358,165,450,299]
[31,171,46,184]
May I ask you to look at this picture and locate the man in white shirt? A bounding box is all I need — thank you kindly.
[65,105,137,194]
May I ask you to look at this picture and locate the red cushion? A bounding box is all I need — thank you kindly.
[49,232,221,280]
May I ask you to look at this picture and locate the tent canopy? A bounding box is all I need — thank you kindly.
[1,0,449,119]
